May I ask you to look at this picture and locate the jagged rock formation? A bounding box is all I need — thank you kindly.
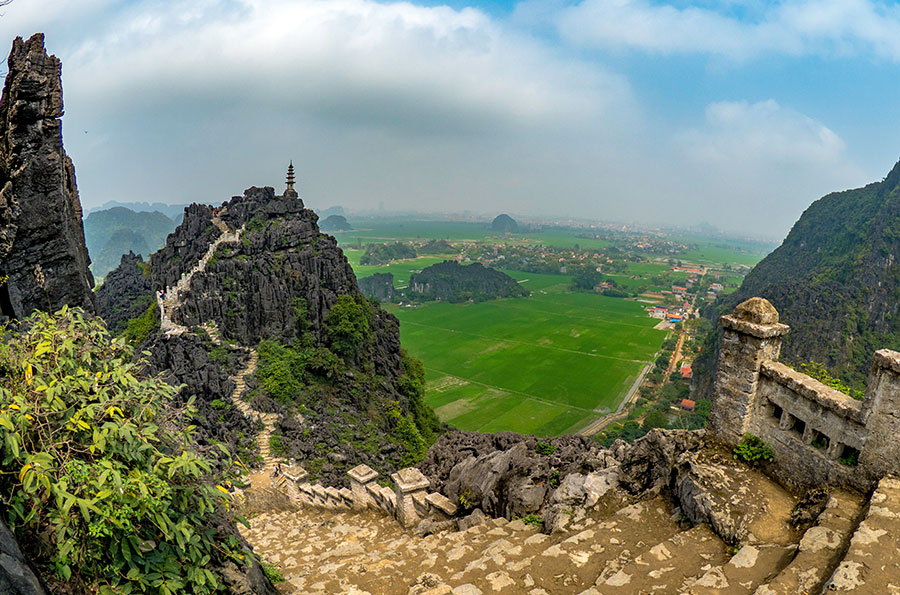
[491,213,518,233]
[409,260,529,302]
[0,34,95,320]
[359,272,395,302]
[95,251,153,334]
[698,157,900,389]
[144,185,438,487]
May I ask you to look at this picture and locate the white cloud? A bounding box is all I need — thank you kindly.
[666,99,866,232]
[554,0,900,61]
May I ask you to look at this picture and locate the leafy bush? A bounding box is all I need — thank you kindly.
[733,433,774,465]
[794,361,864,400]
[269,434,287,458]
[324,295,372,357]
[397,351,440,444]
[387,401,428,466]
[255,339,306,403]
[518,513,544,527]
[121,301,159,346]
[534,441,556,455]
[0,307,251,593]
[261,561,284,584]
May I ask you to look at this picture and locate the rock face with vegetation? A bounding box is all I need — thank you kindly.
[318,214,351,231]
[0,34,95,320]
[491,213,518,232]
[83,207,177,277]
[95,251,153,334]
[146,186,440,487]
[697,157,900,391]
[358,272,395,302]
[409,260,529,302]
[360,241,416,265]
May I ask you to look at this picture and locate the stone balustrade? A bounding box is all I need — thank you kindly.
[711,297,900,491]
[270,462,458,529]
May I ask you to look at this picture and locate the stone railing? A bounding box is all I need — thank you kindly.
[271,463,457,529]
[710,297,900,490]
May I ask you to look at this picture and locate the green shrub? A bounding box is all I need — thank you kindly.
[261,561,285,584]
[269,434,287,458]
[519,513,544,527]
[0,306,251,593]
[387,401,428,466]
[324,295,372,357]
[210,399,228,410]
[121,301,159,346]
[794,361,864,400]
[733,433,774,465]
[535,441,556,455]
[255,339,305,403]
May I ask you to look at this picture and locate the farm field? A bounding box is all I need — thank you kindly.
[383,270,666,436]
[342,250,454,287]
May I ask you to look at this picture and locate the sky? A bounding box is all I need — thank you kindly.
[2,0,900,240]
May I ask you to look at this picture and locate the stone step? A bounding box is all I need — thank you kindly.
[593,524,728,594]
[821,476,900,593]
[753,489,865,595]
[682,543,794,594]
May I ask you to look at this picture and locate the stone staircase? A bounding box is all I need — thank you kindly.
[227,348,281,472]
[240,463,900,595]
[157,215,243,334]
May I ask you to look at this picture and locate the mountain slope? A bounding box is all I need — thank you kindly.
[702,157,900,388]
[83,206,177,277]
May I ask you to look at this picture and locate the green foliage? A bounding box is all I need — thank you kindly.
[208,345,229,366]
[0,307,251,593]
[839,448,859,466]
[121,301,159,346]
[642,409,668,430]
[210,399,227,410]
[260,561,285,584]
[458,489,476,509]
[548,469,560,488]
[733,433,774,466]
[518,513,543,527]
[291,296,308,330]
[360,242,417,265]
[269,434,287,458]
[397,351,440,444]
[255,340,306,404]
[325,295,372,357]
[794,361,864,400]
[387,401,428,467]
[534,441,556,455]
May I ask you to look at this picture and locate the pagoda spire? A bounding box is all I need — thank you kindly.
[284,161,298,199]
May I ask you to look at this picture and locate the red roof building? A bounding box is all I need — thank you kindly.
[681,365,693,380]
[680,399,696,411]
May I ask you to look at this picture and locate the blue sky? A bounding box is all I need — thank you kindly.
[2,0,899,239]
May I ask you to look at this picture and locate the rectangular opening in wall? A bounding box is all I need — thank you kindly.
[839,445,860,466]
[811,430,830,450]
[790,416,806,439]
[771,402,783,422]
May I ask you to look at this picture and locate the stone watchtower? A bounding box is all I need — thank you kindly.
[708,297,790,444]
[284,161,299,199]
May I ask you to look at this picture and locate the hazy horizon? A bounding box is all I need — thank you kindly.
[3,0,898,239]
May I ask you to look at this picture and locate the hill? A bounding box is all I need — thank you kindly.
[408,260,529,302]
[83,206,177,277]
[491,213,518,232]
[320,214,352,231]
[360,241,417,265]
[697,157,900,390]
[88,200,188,220]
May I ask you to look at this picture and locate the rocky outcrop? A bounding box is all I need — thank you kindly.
[0,34,95,320]
[359,272,395,302]
[0,519,50,595]
[96,251,153,334]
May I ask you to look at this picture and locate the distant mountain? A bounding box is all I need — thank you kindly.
[89,200,188,220]
[317,205,346,218]
[320,214,352,231]
[83,207,178,277]
[409,261,529,303]
[491,213,518,233]
[698,157,900,389]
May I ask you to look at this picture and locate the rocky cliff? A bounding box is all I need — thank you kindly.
[95,251,153,334]
[696,157,900,392]
[0,34,95,320]
[143,185,438,486]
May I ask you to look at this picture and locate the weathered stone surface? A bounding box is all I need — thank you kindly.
[733,297,780,325]
[96,251,153,333]
[359,272,395,302]
[0,518,50,594]
[0,34,95,320]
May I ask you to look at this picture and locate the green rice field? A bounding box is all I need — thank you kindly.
[383,271,666,436]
